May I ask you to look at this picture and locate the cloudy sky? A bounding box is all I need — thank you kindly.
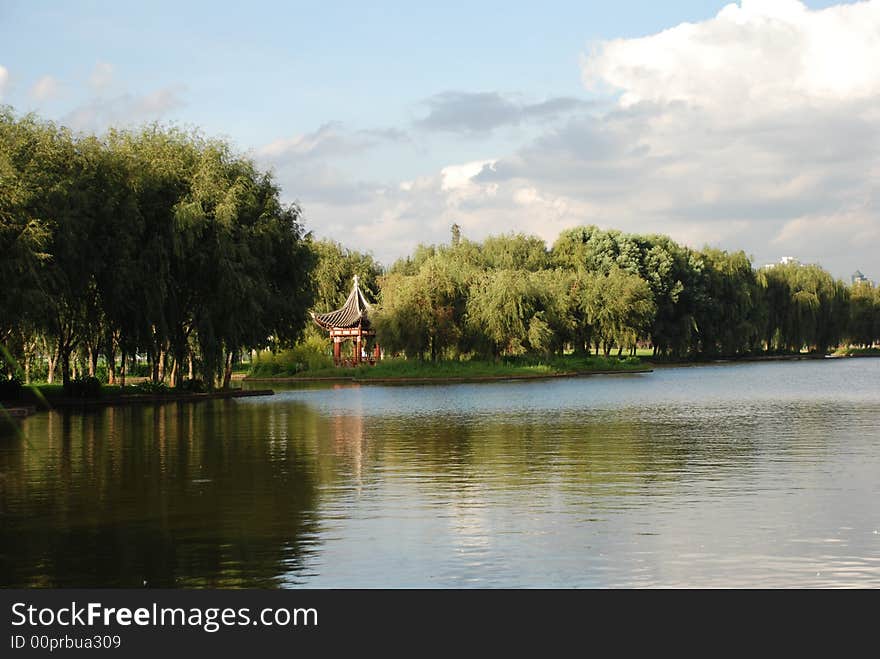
[1,0,877,278]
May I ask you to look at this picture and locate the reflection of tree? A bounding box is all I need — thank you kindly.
[1,388,848,588]
[0,401,321,587]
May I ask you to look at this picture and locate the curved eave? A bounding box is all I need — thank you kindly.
[312,278,374,331]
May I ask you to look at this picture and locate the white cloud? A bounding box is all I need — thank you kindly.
[29,75,60,101]
[440,159,496,192]
[0,65,8,99]
[582,0,880,114]
[257,122,370,161]
[89,61,114,91]
[773,206,880,249]
[62,86,186,132]
[266,1,880,278]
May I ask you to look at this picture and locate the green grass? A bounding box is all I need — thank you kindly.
[250,354,647,380]
[833,346,880,356]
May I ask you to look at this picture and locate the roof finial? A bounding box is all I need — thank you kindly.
[353,274,360,289]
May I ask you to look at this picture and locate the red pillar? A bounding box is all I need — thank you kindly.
[373,342,380,361]
[333,337,341,365]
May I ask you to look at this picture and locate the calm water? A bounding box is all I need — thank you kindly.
[2,359,879,588]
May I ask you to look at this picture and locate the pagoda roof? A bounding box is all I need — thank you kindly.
[312,276,373,330]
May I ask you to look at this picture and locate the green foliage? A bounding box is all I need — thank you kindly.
[847,281,878,347]
[311,239,382,312]
[373,255,466,360]
[480,233,549,271]
[249,336,334,376]
[581,267,656,356]
[372,225,865,363]
[467,269,540,356]
[179,378,207,393]
[0,107,316,390]
[131,381,170,395]
[758,262,854,353]
[2,104,874,376]
[833,346,880,356]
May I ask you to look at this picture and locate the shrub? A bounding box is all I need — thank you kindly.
[132,381,170,395]
[94,363,109,383]
[127,362,152,377]
[249,336,333,376]
[64,376,102,399]
[179,378,206,393]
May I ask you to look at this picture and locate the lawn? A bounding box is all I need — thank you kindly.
[249,354,648,380]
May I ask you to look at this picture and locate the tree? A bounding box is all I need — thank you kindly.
[579,268,655,356]
[311,240,382,312]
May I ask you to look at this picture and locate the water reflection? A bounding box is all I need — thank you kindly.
[2,359,880,587]
[0,402,321,587]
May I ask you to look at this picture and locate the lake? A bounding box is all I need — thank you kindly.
[2,359,879,587]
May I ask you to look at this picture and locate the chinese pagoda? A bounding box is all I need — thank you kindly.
[312,275,381,366]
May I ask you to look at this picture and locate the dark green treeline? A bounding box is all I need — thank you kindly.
[373,227,880,361]
[1,108,315,388]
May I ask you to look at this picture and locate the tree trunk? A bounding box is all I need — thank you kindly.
[106,344,116,385]
[60,338,72,387]
[157,348,166,383]
[573,329,587,356]
[188,353,194,380]
[222,350,234,389]
[119,347,126,388]
[87,345,97,377]
[46,347,57,384]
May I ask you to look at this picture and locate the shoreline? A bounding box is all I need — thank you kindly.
[245,350,880,384]
[245,368,653,384]
[4,388,274,413]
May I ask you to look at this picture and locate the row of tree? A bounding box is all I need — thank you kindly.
[1,108,315,388]
[372,226,879,360]
[3,107,878,385]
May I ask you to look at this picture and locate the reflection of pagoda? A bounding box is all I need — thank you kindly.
[312,276,381,366]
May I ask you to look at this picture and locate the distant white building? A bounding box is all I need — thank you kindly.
[761,256,800,269]
[851,270,874,286]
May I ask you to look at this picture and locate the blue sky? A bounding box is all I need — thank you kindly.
[1,1,876,278]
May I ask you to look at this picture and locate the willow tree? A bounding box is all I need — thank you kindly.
[579,268,655,357]
[0,109,52,359]
[1,108,317,389]
[466,269,542,357]
[311,239,382,313]
[480,233,549,271]
[159,137,316,387]
[371,272,434,360]
[373,253,463,361]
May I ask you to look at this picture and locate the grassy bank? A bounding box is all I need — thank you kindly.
[833,347,880,357]
[246,354,648,381]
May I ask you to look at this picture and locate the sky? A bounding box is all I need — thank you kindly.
[1,0,877,279]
